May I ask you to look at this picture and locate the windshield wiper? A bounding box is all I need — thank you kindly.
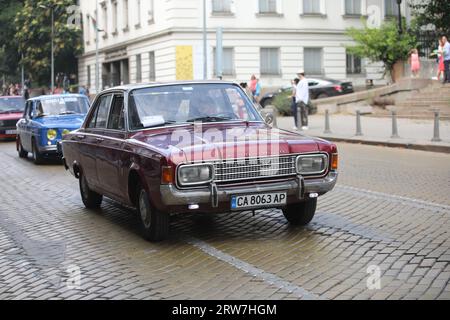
[187,116,233,123]
[141,120,180,129]
[59,111,77,115]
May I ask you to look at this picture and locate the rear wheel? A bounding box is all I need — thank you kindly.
[137,185,169,242]
[317,93,329,99]
[17,138,28,158]
[282,198,317,226]
[31,139,44,165]
[79,172,103,209]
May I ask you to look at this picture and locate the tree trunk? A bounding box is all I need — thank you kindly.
[391,60,405,83]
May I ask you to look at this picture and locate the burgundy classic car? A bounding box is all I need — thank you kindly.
[61,82,338,241]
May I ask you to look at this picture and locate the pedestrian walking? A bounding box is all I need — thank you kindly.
[291,78,300,130]
[296,71,309,131]
[442,36,450,83]
[433,38,445,81]
[253,79,262,104]
[409,48,420,78]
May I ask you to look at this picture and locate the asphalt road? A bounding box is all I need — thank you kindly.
[0,140,449,300]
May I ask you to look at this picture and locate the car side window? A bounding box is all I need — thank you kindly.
[87,94,112,129]
[107,95,125,131]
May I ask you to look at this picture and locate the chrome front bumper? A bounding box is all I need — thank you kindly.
[160,171,338,207]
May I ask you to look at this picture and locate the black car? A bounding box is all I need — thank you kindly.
[260,78,354,108]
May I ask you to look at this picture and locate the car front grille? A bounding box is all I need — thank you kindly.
[214,155,298,183]
[0,120,18,128]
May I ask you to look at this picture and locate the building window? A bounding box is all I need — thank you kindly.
[149,51,156,81]
[345,0,361,15]
[148,0,154,24]
[136,54,142,83]
[135,0,142,28]
[214,48,234,76]
[212,0,232,13]
[385,0,397,17]
[87,65,91,88]
[303,0,321,14]
[260,48,280,75]
[259,0,277,14]
[304,48,323,75]
[85,14,91,43]
[346,53,362,74]
[123,0,129,31]
[101,1,108,38]
[112,0,118,35]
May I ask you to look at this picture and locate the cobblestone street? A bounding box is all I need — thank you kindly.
[0,141,449,300]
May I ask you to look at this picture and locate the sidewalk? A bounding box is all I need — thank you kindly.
[276,115,450,153]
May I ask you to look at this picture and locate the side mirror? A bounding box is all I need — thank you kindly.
[265,113,274,125]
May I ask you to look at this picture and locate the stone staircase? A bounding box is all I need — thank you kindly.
[392,81,450,118]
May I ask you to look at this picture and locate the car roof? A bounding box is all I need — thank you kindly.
[0,96,25,99]
[27,94,88,102]
[99,80,240,94]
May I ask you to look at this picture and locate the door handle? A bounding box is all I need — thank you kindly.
[76,135,86,140]
[95,138,104,142]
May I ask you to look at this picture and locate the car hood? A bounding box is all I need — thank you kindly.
[34,114,86,129]
[0,112,23,121]
[129,122,323,165]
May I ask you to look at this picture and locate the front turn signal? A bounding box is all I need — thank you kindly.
[161,166,174,184]
[331,154,339,170]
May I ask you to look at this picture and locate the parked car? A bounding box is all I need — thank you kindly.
[0,96,26,140]
[16,94,90,164]
[61,82,339,242]
[260,78,355,108]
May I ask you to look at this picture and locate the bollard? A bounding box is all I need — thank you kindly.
[355,110,363,136]
[391,111,400,139]
[432,110,441,142]
[324,110,332,134]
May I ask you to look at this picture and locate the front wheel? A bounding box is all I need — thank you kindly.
[79,172,103,209]
[137,186,169,242]
[282,198,317,226]
[17,138,28,158]
[32,139,44,165]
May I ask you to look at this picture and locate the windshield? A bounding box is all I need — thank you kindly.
[37,97,89,117]
[128,84,262,130]
[0,97,26,113]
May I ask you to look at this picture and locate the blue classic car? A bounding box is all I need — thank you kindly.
[16,94,90,164]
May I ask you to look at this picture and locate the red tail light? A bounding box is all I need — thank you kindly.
[334,85,343,92]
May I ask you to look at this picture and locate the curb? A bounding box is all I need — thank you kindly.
[315,136,450,154]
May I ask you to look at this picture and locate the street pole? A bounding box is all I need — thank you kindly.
[21,53,24,96]
[203,0,207,80]
[51,7,55,93]
[95,0,100,93]
[396,0,402,34]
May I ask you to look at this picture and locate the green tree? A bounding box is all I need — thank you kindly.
[346,21,417,82]
[15,0,82,86]
[0,0,24,84]
[410,0,450,36]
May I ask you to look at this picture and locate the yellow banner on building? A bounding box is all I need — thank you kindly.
[176,46,194,80]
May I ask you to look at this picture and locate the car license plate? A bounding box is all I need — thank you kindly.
[231,193,287,210]
[5,130,16,135]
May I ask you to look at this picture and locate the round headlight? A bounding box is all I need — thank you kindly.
[178,164,213,186]
[62,129,71,136]
[47,129,57,141]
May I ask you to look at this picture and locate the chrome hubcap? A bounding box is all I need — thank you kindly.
[139,191,151,229]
